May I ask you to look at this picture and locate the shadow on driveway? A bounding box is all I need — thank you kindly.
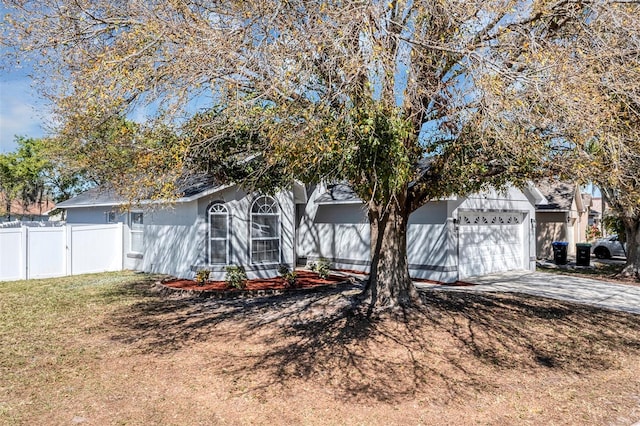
[416,270,640,315]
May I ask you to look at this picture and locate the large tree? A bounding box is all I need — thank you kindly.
[1,0,602,307]
[476,1,640,280]
[540,3,640,279]
[0,136,90,218]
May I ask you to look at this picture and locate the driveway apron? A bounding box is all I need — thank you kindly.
[415,270,640,315]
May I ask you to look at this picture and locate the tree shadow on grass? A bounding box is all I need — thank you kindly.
[106,278,640,404]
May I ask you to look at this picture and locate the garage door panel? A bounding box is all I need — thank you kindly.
[458,212,524,278]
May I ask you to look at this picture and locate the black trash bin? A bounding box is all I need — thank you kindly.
[552,241,569,265]
[576,243,591,267]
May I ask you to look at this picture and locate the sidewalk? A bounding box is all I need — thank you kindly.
[415,270,640,315]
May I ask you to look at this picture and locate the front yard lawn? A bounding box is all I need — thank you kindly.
[1,271,639,425]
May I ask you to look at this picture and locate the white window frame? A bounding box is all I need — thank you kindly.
[208,202,229,265]
[129,211,144,254]
[250,196,281,264]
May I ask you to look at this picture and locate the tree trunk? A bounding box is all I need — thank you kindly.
[620,217,640,280]
[363,199,421,310]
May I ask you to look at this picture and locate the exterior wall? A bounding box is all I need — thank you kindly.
[535,190,592,258]
[408,201,458,282]
[138,201,200,278]
[536,201,590,258]
[297,201,371,272]
[536,212,567,259]
[65,206,127,224]
[297,185,536,283]
[63,187,296,280]
[573,198,590,250]
[191,187,296,279]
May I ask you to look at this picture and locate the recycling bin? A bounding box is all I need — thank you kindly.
[552,241,569,265]
[576,243,592,267]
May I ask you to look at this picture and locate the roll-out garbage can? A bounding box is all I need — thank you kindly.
[576,243,592,267]
[552,241,569,265]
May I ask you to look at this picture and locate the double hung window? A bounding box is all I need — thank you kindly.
[130,212,144,253]
[250,196,280,264]
[208,202,229,264]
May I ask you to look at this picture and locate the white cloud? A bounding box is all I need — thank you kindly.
[0,78,51,153]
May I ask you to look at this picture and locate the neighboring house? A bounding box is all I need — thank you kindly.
[297,183,543,283]
[589,196,607,235]
[0,192,55,222]
[57,177,307,280]
[535,181,591,258]
[58,178,542,283]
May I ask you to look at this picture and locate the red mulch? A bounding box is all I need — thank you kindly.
[163,270,346,292]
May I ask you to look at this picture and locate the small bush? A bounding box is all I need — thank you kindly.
[195,269,211,286]
[278,264,297,287]
[225,265,247,289]
[586,224,602,241]
[315,257,332,279]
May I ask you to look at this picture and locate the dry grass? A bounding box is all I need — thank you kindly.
[1,271,640,425]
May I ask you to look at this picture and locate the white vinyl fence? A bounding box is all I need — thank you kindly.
[0,223,124,281]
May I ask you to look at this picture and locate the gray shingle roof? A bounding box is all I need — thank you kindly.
[315,158,435,204]
[57,174,222,208]
[535,180,576,211]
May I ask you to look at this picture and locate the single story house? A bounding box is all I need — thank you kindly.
[57,177,307,280]
[535,180,591,258]
[297,183,543,283]
[57,179,544,283]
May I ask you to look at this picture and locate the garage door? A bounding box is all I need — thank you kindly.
[458,211,524,278]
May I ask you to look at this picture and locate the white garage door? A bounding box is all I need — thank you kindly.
[458,211,524,279]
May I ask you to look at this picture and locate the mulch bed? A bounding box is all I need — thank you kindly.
[156,270,351,299]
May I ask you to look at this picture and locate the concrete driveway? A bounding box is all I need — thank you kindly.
[415,270,640,315]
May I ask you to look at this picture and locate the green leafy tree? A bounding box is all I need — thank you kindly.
[2,0,613,307]
[0,137,50,219]
[0,151,20,220]
[0,136,94,220]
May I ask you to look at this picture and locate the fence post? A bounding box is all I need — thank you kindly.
[22,226,29,280]
[118,222,124,271]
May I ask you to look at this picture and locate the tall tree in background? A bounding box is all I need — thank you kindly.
[0,150,20,220]
[0,136,92,220]
[1,0,617,307]
[0,137,49,218]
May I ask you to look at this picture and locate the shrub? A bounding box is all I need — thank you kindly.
[314,257,332,279]
[278,264,297,287]
[585,224,602,241]
[225,265,247,289]
[195,269,211,286]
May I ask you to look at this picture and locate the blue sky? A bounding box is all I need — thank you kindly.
[0,4,49,154]
[0,65,49,153]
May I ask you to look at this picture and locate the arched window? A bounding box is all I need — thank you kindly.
[250,196,280,264]
[208,202,229,265]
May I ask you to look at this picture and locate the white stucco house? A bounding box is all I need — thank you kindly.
[57,178,545,283]
[57,177,308,280]
[298,183,544,283]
